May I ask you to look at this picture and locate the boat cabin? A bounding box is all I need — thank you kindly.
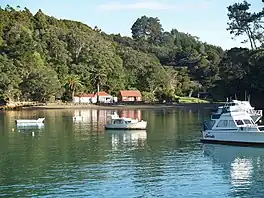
[204,110,259,132]
[110,119,132,125]
[212,100,262,123]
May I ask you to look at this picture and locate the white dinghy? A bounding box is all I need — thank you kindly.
[16,118,45,124]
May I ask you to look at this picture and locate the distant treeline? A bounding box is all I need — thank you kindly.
[0,1,264,106]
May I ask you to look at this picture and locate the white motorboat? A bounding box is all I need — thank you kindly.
[201,103,264,145]
[212,100,262,123]
[16,118,45,124]
[104,112,147,130]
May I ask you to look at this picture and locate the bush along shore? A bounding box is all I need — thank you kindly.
[0,2,264,107]
[0,97,222,111]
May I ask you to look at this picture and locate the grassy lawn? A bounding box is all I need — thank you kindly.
[179,97,210,103]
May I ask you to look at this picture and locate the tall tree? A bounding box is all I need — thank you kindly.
[131,15,163,44]
[227,1,264,49]
[64,74,82,101]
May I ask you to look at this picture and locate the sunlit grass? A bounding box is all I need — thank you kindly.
[179,97,210,103]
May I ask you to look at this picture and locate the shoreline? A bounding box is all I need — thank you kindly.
[12,103,222,111]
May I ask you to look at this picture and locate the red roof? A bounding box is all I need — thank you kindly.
[120,90,142,97]
[94,91,111,97]
[76,91,111,97]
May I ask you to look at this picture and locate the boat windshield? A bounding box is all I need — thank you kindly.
[235,120,244,125]
[113,119,124,124]
[243,119,252,124]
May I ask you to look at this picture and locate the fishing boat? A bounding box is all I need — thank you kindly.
[201,103,264,145]
[212,100,262,123]
[16,118,45,124]
[104,112,147,130]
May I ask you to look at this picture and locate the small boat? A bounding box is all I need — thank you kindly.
[212,100,262,123]
[16,118,45,124]
[201,102,264,146]
[104,112,147,130]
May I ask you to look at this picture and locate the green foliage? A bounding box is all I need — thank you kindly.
[63,74,82,101]
[131,15,163,44]
[0,54,22,101]
[20,67,61,101]
[1,3,263,105]
[227,1,264,49]
[142,91,156,103]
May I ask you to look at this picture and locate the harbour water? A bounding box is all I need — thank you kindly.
[1,108,264,197]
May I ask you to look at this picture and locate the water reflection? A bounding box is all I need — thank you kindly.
[16,123,45,138]
[0,107,240,197]
[72,109,145,132]
[119,109,142,120]
[16,123,45,130]
[203,144,264,197]
[108,130,147,149]
[230,158,253,187]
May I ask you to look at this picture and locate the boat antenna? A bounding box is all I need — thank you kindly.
[235,94,237,100]
[244,91,247,101]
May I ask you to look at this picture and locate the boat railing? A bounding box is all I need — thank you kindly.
[253,109,263,116]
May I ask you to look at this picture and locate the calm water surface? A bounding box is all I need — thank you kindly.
[1,107,264,197]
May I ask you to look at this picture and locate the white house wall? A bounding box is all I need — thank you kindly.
[80,97,91,103]
[73,97,80,103]
[91,96,113,103]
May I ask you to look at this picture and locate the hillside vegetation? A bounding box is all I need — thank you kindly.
[0,2,263,105]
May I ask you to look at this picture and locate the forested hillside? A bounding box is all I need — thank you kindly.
[0,1,263,105]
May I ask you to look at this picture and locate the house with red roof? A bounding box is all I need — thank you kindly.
[120,90,142,102]
[73,93,94,103]
[91,91,114,104]
[74,91,114,103]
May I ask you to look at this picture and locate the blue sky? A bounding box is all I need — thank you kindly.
[0,0,262,49]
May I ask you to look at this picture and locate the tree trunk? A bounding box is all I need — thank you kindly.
[96,82,100,104]
[72,90,75,102]
[246,28,255,50]
[246,29,254,50]
[248,28,257,49]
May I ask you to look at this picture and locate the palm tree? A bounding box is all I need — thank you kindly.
[64,74,82,101]
[90,68,107,104]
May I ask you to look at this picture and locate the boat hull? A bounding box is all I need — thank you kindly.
[105,121,147,130]
[201,130,264,145]
[201,138,264,146]
[16,118,45,124]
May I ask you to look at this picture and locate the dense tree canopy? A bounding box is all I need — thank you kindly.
[0,1,264,106]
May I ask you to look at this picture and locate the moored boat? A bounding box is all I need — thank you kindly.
[16,118,45,124]
[104,112,147,130]
[201,103,264,145]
